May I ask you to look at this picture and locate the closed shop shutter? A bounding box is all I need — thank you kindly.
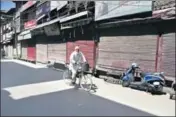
[5,45,8,56]
[21,41,28,60]
[48,42,66,63]
[36,43,48,63]
[17,42,21,57]
[7,45,10,57]
[161,33,175,77]
[7,45,13,58]
[13,48,17,57]
[98,35,157,72]
[66,40,96,69]
[27,46,36,61]
[27,39,36,61]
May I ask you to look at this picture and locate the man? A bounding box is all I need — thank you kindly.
[69,46,86,85]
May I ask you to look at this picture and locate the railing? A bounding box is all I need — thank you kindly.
[14,1,95,32]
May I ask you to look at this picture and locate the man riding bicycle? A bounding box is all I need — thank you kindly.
[69,46,87,85]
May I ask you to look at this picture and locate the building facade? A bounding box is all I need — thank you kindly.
[6,0,175,83]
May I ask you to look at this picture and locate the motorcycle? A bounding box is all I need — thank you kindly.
[121,63,165,94]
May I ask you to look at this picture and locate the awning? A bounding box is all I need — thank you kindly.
[18,30,32,41]
[2,40,11,44]
[32,17,61,31]
[96,17,163,29]
[60,11,90,23]
[36,14,46,21]
[60,17,92,30]
[19,30,31,36]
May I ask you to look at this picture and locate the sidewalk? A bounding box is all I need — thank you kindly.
[91,77,175,116]
[1,59,47,69]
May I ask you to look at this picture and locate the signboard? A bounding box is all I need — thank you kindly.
[44,23,60,36]
[20,1,37,13]
[24,19,36,29]
[31,28,44,36]
[36,1,50,18]
[95,1,152,21]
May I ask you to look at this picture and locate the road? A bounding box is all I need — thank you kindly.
[1,60,175,116]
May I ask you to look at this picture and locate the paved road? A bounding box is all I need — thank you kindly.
[1,62,154,116]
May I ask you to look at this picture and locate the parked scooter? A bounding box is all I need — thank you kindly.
[121,63,165,94]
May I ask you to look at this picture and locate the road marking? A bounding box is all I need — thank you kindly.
[1,59,47,69]
[3,80,74,100]
[92,78,175,116]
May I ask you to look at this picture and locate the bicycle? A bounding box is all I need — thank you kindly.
[63,62,93,92]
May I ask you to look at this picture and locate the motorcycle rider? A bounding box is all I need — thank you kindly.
[69,46,86,85]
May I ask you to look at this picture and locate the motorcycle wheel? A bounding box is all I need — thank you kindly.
[150,85,163,95]
[157,85,163,92]
[122,80,130,87]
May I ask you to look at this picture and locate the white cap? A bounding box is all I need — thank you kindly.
[75,46,79,50]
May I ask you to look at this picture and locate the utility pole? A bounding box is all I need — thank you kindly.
[13,18,18,58]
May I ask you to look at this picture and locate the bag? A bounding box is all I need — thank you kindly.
[82,62,89,72]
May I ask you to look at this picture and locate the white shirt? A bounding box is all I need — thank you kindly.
[70,51,86,64]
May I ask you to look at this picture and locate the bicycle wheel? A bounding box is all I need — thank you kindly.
[63,69,72,85]
[80,74,93,91]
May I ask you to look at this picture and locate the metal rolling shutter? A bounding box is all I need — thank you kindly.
[21,41,28,60]
[98,35,157,72]
[7,45,13,58]
[66,40,96,69]
[13,47,17,57]
[161,33,175,77]
[27,39,36,61]
[17,42,21,57]
[47,42,66,63]
[36,43,48,64]
[27,45,36,61]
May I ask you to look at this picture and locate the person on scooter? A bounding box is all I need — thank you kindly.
[69,46,87,85]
